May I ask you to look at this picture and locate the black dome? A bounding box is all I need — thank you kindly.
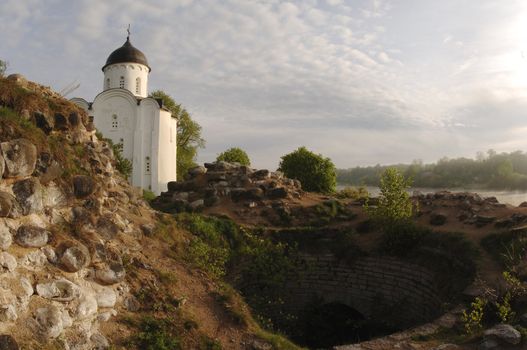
[102,37,151,72]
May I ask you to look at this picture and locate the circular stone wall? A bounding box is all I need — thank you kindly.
[283,253,442,329]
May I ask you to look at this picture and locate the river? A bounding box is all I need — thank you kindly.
[336,185,527,206]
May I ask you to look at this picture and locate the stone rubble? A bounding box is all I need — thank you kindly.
[0,77,157,348]
[152,161,303,213]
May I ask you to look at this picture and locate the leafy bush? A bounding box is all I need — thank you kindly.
[336,186,369,200]
[127,317,181,350]
[111,142,133,178]
[365,168,413,225]
[0,60,7,77]
[461,297,486,335]
[481,229,527,271]
[278,146,336,193]
[216,147,251,166]
[143,189,156,202]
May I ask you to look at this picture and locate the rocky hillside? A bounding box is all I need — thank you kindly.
[0,75,290,349]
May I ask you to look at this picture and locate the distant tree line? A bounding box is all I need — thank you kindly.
[337,150,527,190]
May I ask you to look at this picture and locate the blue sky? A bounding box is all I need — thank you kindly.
[3,0,527,169]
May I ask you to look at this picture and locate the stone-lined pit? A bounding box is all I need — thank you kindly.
[269,252,444,348]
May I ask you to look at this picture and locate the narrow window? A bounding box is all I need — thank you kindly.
[111,114,118,129]
[135,77,141,94]
[106,78,110,89]
[119,76,125,89]
[145,156,151,174]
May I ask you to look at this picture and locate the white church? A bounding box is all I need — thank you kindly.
[72,34,177,195]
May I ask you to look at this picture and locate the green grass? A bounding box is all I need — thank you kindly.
[125,316,181,350]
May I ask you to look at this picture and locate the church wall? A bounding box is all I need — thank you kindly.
[91,93,137,163]
[103,63,149,98]
[155,110,178,194]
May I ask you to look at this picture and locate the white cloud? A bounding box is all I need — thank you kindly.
[5,0,527,169]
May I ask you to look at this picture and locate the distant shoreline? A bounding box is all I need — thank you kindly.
[336,184,527,206]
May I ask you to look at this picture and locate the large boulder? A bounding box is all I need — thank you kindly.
[0,224,12,251]
[96,215,119,240]
[0,192,20,218]
[15,225,49,248]
[0,335,19,350]
[0,252,17,272]
[0,139,37,178]
[57,242,90,272]
[36,279,80,302]
[12,177,43,215]
[72,175,96,198]
[483,324,521,345]
[95,262,126,285]
[32,306,63,339]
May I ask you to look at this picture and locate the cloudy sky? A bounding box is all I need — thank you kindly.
[3,0,527,169]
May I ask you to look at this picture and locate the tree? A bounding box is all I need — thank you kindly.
[149,90,205,179]
[216,147,251,166]
[278,146,336,193]
[366,167,413,224]
[0,60,7,77]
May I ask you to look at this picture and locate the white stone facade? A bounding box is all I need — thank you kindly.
[72,38,177,195]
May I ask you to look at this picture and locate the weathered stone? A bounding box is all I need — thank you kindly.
[0,305,17,322]
[15,225,49,248]
[72,206,95,226]
[0,334,19,350]
[519,201,527,208]
[167,181,184,192]
[96,215,119,240]
[483,324,521,345]
[140,223,155,236]
[33,111,53,134]
[53,113,68,131]
[0,225,12,251]
[75,294,98,319]
[95,262,126,285]
[68,112,81,128]
[0,192,17,218]
[36,279,80,302]
[172,192,189,202]
[0,139,37,178]
[72,175,95,198]
[267,187,288,199]
[58,243,90,272]
[124,295,141,312]
[91,332,110,350]
[475,215,496,227]
[0,154,4,179]
[430,213,447,226]
[33,306,63,339]
[12,177,43,215]
[204,195,220,207]
[251,169,270,180]
[188,165,207,176]
[95,287,117,308]
[190,199,204,211]
[0,252,17,272]
[478,338,499,350]
[39,161,62,185]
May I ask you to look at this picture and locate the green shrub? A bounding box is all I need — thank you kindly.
[336,186,369,200]
[128,317,181,350]
[143,189,157,202]
[481,229,527,271]
[278,146,336,193]
[365,168,413,225]
[462,297,486,335]
[216,147,251,166]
